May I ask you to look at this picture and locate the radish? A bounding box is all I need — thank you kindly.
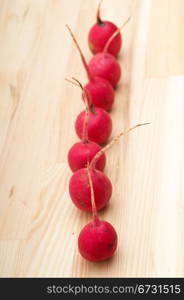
[67,79,106,172]
[88,0,122,56]
[68,142,106,172]
[78,219,118,262]
[75,106,112,145]
[66,25,115,111]
[88,52,121,88]
[69,167,112,212]
[69,123,149,212]
[66,77,112,145]
[78,164,117,262]
[88,17,130,88]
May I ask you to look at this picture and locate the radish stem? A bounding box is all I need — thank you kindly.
[65,77,90,143]
[66,25,92,80]
[97,0,103,24]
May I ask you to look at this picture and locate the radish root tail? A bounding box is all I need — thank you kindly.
[103,16,131,53]
[66,25,92,80]
[90,122,150,169]
[87,162,99,222]
[65,77,90,143]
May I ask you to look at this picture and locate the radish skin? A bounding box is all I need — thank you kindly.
[88,53,121,88]
[75,107,112,145]
[78,220,118,262]
[68,141,106,172]
[69,168,112,212]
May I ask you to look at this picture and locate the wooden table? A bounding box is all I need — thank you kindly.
[0,0,184,277]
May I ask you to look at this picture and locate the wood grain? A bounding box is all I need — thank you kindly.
[0,0,184,277]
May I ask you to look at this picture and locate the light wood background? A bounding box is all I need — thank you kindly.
[0,0,184,278]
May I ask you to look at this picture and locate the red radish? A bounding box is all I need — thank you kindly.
[78,164,117,262]
[75,106,112,145]
[69,167,112,212]
[88,52,121,88]
[88,17,131,88]
[66,25,115,111]
[67,79,106,172]
[88,0,122,56]
[66,77,112,145]
[68,142,106,172]
[69,123,149,212]
[84,77,114,111]
[78,219,118,262]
